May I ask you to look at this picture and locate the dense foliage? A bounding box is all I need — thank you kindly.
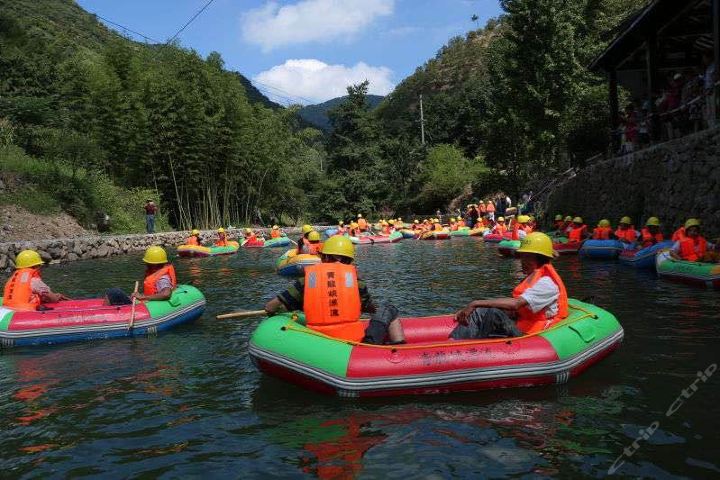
[0,0,322,230]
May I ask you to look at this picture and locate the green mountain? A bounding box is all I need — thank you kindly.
[298,94,384,131]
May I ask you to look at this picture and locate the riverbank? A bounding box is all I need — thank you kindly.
[0,227,321,270]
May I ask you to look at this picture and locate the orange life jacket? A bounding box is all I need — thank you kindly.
[671,227,686,242]
[215,234,229,247]
[305,242,322,255]
[271,230,281,239]
[382,225,390,235]
[554,221,564,231]
[615,227,637,243]
[357,218,368,230]
[512,264,568,334]
[478,204,486,213]
[2,268,42,311]
[640,228,664,247]
[450,223,458,232]
[458,220,466,228]
[144,264,177,295]
[186,236,199,246]
[592,227,611,240]
[304,263,365,341]
[486,203,495,212]
[493,224,507,234]
[678,236,708,262]
[434,223,443,231]
[568,225,587,242]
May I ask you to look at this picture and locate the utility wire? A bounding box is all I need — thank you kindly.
[93,13,161,43]
[166,0,216,45]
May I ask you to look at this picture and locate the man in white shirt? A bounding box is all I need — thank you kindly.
[452,232,568,339]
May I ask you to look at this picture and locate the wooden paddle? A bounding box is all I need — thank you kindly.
[216,309,267,320]
[128,281,139,330]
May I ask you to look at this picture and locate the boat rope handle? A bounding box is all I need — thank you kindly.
[282,306,596,350]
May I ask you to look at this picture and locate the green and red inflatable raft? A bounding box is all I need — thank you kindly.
[249,299,623,397]
[656,250,720,288]
[0,285,205,348]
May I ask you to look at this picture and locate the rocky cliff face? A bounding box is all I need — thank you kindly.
[545,127,720,238]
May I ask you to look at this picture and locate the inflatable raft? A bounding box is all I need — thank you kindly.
[400,229,418,239]
[483,232,512,243]
[498,240,521,257]
[177,241,239,257]
[276,249,321,277]
[449,227,471,237]
[242,237,265,248]
[469,227,487,237]
[349,232,402,245]
[249,299,623,397]
[0,285,205,348]
[579,240,625,259]
[655,250,720,288]
[323,228,339,237]
[421,231,451,240]
[619,241,674,269]
[264,237,292,248]
[554,241,582,255]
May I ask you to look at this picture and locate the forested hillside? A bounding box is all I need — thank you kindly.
[0,0,320,231]
[298,95,384,131]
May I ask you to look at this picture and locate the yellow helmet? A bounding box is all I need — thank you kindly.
[564,216,573,222]
[191,229,200,236]
[357,214,363,218]
[308,231,321,242]
[143,246,168,264]
[321,235,355,259]
[272,225,279,230]
[518,215,530,224]
[645,217,660,227]
[397,218,402,222]
[497,216,505,222]
[338,220,344,225]
[302,224,313,234]
[619,216,632,225]
[15,250,44,269]
[685,218,701,229]
[433,219,439,223]
[414,219,419,224]
[217,227,225,233]
[573,216,583,224]
[554,214,563,221]
[516,232,555,259]
[450,217,456,222]
[598,219,611,227]
[245,228,253,234]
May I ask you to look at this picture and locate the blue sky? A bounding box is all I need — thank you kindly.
[77,0,503,105]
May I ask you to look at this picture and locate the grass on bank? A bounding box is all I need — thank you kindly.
[0,145,170,234]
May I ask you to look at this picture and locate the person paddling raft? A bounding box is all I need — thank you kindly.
[264,236,405,345]
[452,232,568,339]
[357,214,369,233]
[186,229,201,246]
[614,217,639,244]
[2,250,70,311]
[270,225,282,239]
[304,231,323,255]
[215,227,229,247]
[296,224,314,253]
[592,219,612,240]
[103,246,177,305]
[640,217,664,247]
[567,217,588,242]
[670,219,717,262]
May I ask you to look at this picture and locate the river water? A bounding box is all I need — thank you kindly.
[1,239,718,479]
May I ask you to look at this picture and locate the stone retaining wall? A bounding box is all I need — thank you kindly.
[545,127,720,238]
[0,227,321,271]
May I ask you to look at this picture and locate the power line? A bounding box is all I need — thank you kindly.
[166,0,216,45]
[93,13,161,43]
[251,80,316,105]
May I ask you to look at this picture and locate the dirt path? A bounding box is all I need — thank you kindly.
[0,205,90,243]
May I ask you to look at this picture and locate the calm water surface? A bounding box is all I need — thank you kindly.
[1,239,718,478]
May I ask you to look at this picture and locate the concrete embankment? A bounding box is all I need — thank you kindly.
[545,127,720,238]
[0,227,317,271]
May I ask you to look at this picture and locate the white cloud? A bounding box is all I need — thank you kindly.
[242,0,394,51]
[254,59,394,104]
